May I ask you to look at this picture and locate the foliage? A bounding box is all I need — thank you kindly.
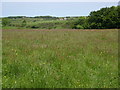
[22,20,27,27]
[75,25,84,29]
[2,18,11,26]
[88,6,119,29]
[34,16,58,20]
[8,16,26,19]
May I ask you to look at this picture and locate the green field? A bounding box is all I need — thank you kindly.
[2,29,118,88]
[3,18,78,29]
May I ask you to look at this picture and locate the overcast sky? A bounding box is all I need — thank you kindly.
[1,0,119,17]
[1,0,119,2]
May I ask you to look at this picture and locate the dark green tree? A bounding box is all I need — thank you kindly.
[2,18,11,26]
[88,6,119,29]
[22,20,27,27]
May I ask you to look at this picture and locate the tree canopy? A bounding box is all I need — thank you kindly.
[88,6,120,29]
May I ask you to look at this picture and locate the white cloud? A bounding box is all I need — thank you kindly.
[1,0,120,2]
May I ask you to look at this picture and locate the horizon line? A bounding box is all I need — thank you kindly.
[0,15,88,18]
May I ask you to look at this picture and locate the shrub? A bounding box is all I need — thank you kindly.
[22,20,27,27]
[76,25,84,29]
[2,18,11,26]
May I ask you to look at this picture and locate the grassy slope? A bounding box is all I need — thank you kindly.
[2,29,118,88]
[3,18,77,29]
[3,20,68,29]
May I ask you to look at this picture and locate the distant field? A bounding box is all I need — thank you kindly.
[2,29,118,88]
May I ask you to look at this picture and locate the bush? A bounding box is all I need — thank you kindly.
[2,18,11,26]
[76,25,84,29]
[22,20,27,27]
[31,25,39,29]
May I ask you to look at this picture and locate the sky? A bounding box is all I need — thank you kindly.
[1,0,119,2]
[1,1,119,17]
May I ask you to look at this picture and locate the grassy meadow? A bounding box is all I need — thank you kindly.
[2,29,118,88]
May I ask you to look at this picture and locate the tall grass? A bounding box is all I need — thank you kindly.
[2,29,118,88]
